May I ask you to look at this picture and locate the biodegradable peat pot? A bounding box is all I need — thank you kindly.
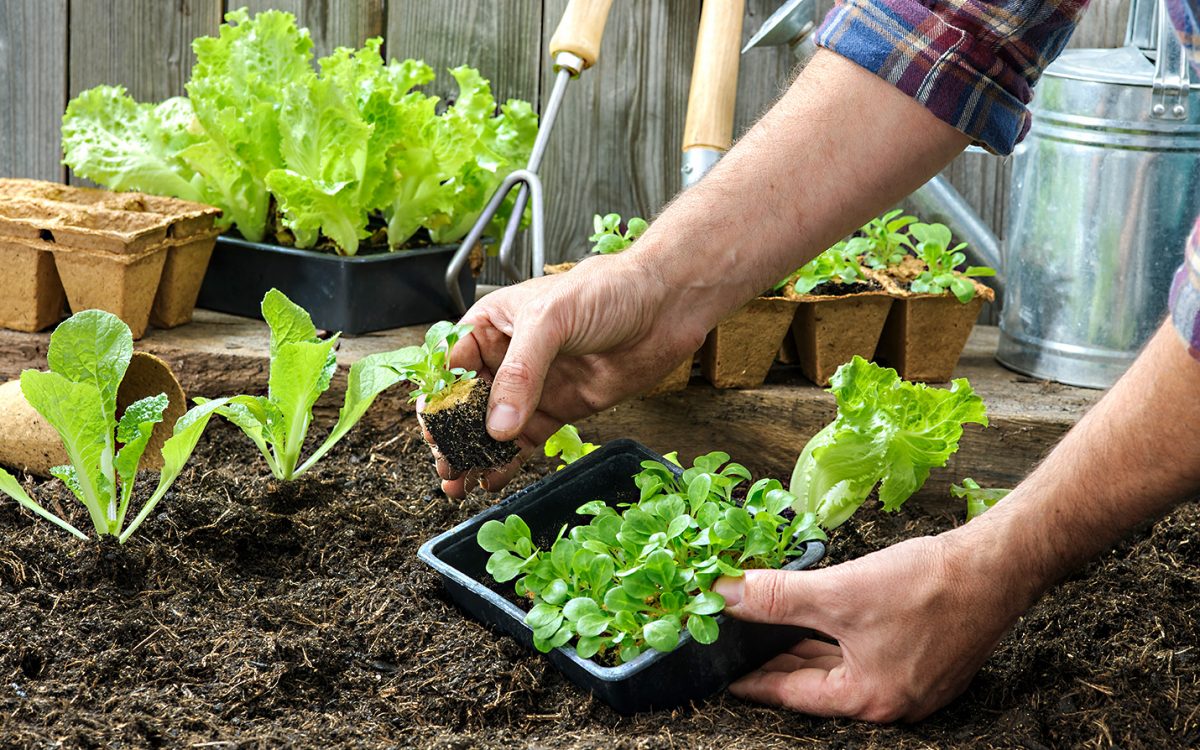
[875,281,995,383]
[52,246,168,339]
[0,237,65,332]
[418,439,826,715]
[789,285,893,386]
[0,351,186,476]
[644,357,693,396]
[420,378,519,474]
[701,296,798,389]
[197,235,478,335]
[150,231,220,328]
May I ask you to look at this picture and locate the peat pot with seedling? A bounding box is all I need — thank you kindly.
[873,222,996,382]
[421,357,989,713]
[61,9,539,334]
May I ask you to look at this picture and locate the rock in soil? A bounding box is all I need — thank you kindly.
[0,417,1196,749]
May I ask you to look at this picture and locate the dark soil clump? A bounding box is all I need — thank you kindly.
[423,378,519,473]
[807,279,881,296]
[0,417,1197,748]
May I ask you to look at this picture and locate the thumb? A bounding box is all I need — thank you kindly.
[714,568,835,632]
[486,316,565,442]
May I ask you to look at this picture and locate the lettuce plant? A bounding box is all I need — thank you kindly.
[783,241,869,296]
[859,209,916,269]
[61,8,537,255]
[0,311,227,542]
[908,222,996,303]
[544,424,598,469]
[480,452,825,662]
[589,213,649,254]
[388,321,476,403]
[208,289,411,480]
[951,478,1011,520]
[790,357,988,529]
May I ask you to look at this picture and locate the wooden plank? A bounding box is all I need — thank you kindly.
[0,317,1100,507]
[0,0,68,182]
[386,0,543,284]
[539,0,700,263]
[733,0,805,141]
[236,0,385,58]
[1071,0,1132,50]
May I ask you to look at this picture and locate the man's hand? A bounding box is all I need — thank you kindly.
[714,527,1034,722]
[427,252,709,497]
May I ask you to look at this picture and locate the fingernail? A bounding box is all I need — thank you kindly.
[713,576,743,607]
[488,403,520,436]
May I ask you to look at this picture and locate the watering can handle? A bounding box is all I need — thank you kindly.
[1151,0,1190,120]
[683,0,746,153]
[550,0,615,72]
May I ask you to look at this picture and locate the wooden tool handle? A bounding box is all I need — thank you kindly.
[549,0,615,70]
[683,0,746,152]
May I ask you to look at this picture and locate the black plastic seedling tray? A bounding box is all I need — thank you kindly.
[418,439,827,715]
[196,235,475,334]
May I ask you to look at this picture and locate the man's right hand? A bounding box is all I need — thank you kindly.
[427,252,710,498]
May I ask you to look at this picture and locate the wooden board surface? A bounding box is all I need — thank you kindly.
[0,315,1102,507]
[0,0,68,183]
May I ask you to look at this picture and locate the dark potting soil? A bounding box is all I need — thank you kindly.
[1,416,1198,748]
[807,279,882,296]
[423,378,519,474]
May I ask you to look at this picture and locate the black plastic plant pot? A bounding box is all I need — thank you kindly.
[196,235,475,335]
[417,439,827,715]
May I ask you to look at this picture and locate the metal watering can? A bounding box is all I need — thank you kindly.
[746,0,1200,388]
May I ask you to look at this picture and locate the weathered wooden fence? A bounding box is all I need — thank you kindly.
[0,0,1130,279]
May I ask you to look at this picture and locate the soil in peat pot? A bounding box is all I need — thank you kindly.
[0,414,1197,749]
[422,378,519,474]
[805,280,882,297]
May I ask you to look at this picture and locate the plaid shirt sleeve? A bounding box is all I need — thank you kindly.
[1166,1,1200,355]
[815,0,1089,155]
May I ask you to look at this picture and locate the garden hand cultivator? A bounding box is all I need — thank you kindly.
[445,0,615,314]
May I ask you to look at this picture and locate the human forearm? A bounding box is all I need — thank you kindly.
[618,50,970,337]
[949,323,1200,603]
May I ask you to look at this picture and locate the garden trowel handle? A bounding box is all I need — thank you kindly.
[682,0,745,186]
[550,0,615,72]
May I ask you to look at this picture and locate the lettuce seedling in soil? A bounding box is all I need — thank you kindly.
[790,356,988,529]
[907,222,996,303]
[544,424,598,469]
[479,452,825,663]
[589,213,648,255]
[208,289,411,480]
[859,209,917,270]
[779,241,874,296]
[394,321,519,474]
[952,477,1011,520]
[0,310,227,542]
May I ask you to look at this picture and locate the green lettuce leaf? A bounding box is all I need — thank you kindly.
[113,393,170,527]
[951,478,1012,520]
[790,357,988,529]
[0,468,87,540]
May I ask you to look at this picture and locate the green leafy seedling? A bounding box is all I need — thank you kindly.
[589,212,649,254]
[544,424,598,469]
[0,310,227,542]
[859,209,917,269]
[951,478,1011,520]
[479,452,825,662]
[781,241,869,296]
[908,222,996,303]
[210,289,415,480]
[387,320,477,404]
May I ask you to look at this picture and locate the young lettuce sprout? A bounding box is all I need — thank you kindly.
[859,209,917,269]
[0,310,227,542]
[208,289,412,480]
[908,222,996,303]
[390,321,476,402]
[589,212,649,254]
[479,452,825,662]
[544,424,598,469]
[790,357,989,529]
[951,478,1011,520]
[780,241,869,295]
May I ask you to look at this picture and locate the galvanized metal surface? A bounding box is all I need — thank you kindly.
[997,43,1200,388]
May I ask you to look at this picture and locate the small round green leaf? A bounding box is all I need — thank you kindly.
[643,619,681,653]
[687,614,720,644]
[477,520,512,553]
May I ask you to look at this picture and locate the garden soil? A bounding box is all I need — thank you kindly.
[1,416,1197,749]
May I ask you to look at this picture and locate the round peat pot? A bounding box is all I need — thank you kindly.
[418,439,827,715]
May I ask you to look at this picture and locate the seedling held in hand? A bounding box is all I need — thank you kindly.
[0,310,227,542]
[208,289,412,480]
[589,212,649,255]
[392,321,519,474]
[908,222,996,303]
[480,452,825,662]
